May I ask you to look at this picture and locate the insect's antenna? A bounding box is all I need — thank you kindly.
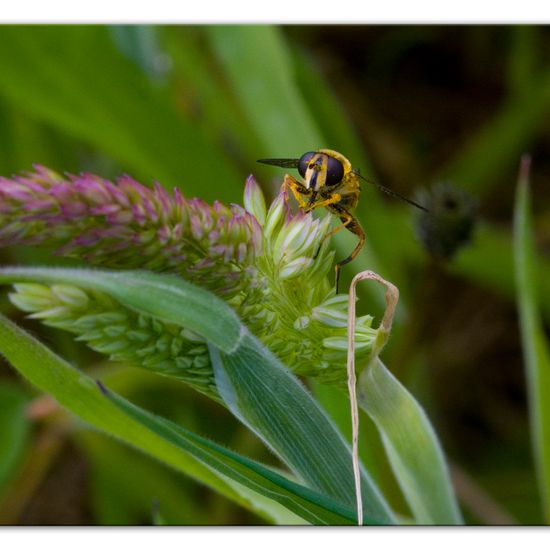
[353,170,429,212]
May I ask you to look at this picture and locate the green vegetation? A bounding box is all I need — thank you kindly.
[0,25,548,525]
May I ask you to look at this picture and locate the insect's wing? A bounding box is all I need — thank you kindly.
[257,158,300,169]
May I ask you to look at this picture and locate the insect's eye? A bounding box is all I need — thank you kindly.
[325,156,344,186]
[298,151,316,178]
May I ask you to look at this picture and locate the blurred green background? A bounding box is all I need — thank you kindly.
[0,24,549,525]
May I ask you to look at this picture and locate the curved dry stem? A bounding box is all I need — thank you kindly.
[347,270,399,526]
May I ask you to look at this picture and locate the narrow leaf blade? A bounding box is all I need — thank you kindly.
[0,313,268,520]
[513,157,550,523]
[206,25,323,155]
[0,267,394,523]
[210,332,395,525]
[0,267,241,353]
[99,380,361,525]
[359,359,463,525]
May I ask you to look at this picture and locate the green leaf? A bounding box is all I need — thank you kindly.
[99,378,363,525]
[80,426,302,526]
[0,26,242,203]
[359,359,462,525]
[163,28,261,167]
[0,382,30,494]
[0,267,241,353]
[311,381,381,483]
[513,158,550,523]
[210,332,395,524]
[0,312,273,522]
[0,267,393,524]
[206,25,324,156]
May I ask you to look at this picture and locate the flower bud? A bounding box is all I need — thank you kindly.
[243,175,267,226]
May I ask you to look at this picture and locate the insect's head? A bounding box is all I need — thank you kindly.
[297,151,344,191]
[258,149,352,191]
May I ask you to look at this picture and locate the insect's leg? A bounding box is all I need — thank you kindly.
[313,213,353,259]
[304,193,341,212]
[333,214,366,294]
[283,174,311,209]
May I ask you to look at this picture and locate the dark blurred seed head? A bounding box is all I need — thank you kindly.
[414,182,478,261]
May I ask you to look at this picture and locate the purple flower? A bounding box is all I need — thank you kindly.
[3,167,378,386]
[0,165,262,298]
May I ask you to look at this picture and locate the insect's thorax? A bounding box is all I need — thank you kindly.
[333,171,360,210]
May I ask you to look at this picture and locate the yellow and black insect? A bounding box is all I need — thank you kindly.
[258,148,428,292]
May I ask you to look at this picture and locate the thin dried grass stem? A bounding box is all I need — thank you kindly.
[347,270,399,526]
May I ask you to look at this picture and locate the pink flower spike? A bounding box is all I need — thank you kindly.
[0,166,262,300]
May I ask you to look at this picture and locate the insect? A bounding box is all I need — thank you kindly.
[258,148,428,292]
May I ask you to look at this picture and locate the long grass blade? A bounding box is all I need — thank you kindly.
[0,313,258,516]
[210,332,395,525]
[353,271,461,524]
[513,155,550,523]
[359,358,463,525]
[99,380,364,525]
[0,266,394,524]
